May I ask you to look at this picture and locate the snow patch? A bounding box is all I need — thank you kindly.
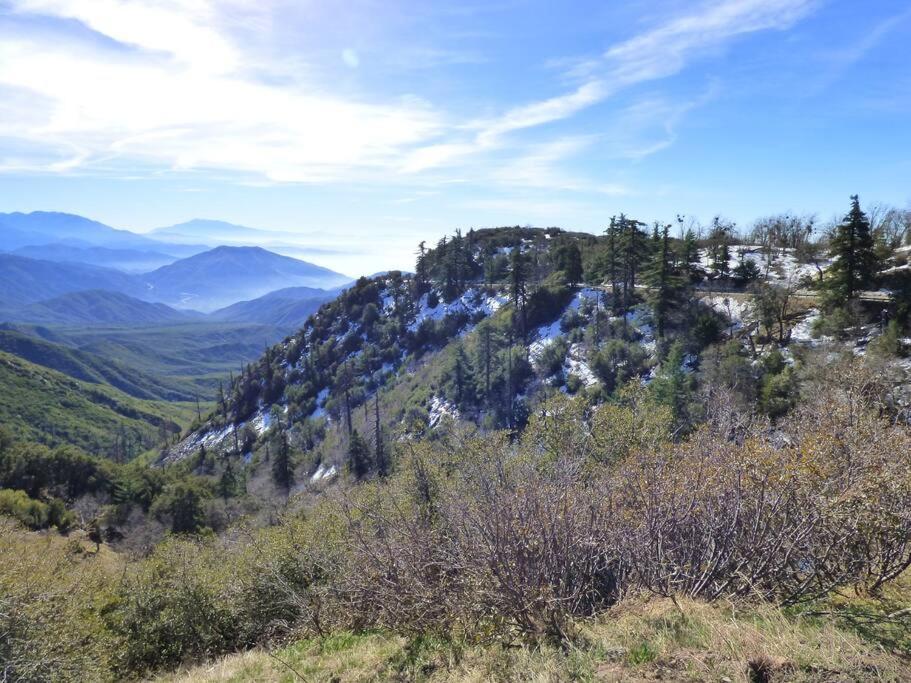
[428,395,460,428]
[310,463,338,481]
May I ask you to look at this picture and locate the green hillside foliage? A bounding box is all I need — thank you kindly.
[9,321,284,399]
[3,361,911,681]
[0,350,185,458]
[0,328,196,401]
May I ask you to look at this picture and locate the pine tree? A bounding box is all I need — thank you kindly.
[680,228,700,281]
[825,195,878,304]
[708,217,732,279]
[509,247,529,339]
[373,395,388,477]
[617,214,650,313]
[347,429,372,479]
[218,460,237,500]
[555,240,583,286]
[606,217,620,310]
[650,341,693,426]
[272,430,294,492]
[414,240,430,296]
[477,323,497,406]
[645,223,685,339]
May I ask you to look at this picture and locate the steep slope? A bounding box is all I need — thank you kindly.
[0,349,184,458]
[12,243,178,272]
[138,246,351,311]
[9,290,200,326]
[0,327,197,401]
[209,285,338,328]
[162,228,617,465]
[13,321,287,399]
[163,224,860,476]
[0,254,142,305]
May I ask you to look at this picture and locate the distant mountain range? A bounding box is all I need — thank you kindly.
[0,254,142,305]
[211,285,339,328]
[0,211,352,315]
[137,246,350,311]
[12,290,202,326]
[0,211,204,256]
[12,243,178,272]
[148,218,301,245]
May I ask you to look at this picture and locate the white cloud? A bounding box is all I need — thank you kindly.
[0,0,442,181]
[0,0,818,186]
[401,0,817,173]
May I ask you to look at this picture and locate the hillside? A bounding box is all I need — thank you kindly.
[161,227,669,466]
[8,290,200,326]
[209,285,338,328]
[4,214,911,683]
[0,327,197,401]
[0,254,142,305]
[12,243,178,272]
[10,321,287,400]
[0,349,187,458]
[138,246,351,311]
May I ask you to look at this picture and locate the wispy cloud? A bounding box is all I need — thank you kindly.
[0,0,818,188]
[401,0,816,174]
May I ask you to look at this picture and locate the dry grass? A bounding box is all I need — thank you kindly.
[155,595,910,683]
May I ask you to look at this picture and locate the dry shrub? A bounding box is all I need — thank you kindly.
[610,394,911,604]
[334,442,620,643]
[324,385,911,643]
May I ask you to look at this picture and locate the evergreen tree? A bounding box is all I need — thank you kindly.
[414,240,430,296]
[617,214,650,312]
[477,322,498,407]
[825,195,878,304]
[509,247,529,339]
[679,228,701,281]
[645,223,685,339]
[606,217,620,310]
[373,395,388,477]
[272,430,294,492]
[217,460,237,500]
[708,217,732,279]
[347,429,372,479]
[555,240,583,286]
[649,341,693,427]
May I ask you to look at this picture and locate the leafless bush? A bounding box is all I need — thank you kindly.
[333,448,619,643]
[610,397,911,604]
[296,372,911,643]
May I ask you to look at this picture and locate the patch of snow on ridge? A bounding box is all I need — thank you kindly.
[310,463,338,482]
[311,387,330,419]
[250,409,272,435]
[565,343,598,387]
[790,308,822,345]
[530,317,563,361]
[704,295,752,329]
[428,395,460,428]
[406,288,507,333]
[530,289,602,361]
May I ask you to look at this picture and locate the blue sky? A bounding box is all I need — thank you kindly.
[0,0,909,275]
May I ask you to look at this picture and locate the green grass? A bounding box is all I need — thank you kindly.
[157,594,911,682]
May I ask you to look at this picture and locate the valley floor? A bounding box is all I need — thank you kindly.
[157,584,911,683]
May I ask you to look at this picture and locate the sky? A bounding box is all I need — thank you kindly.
[0,0,909,276]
